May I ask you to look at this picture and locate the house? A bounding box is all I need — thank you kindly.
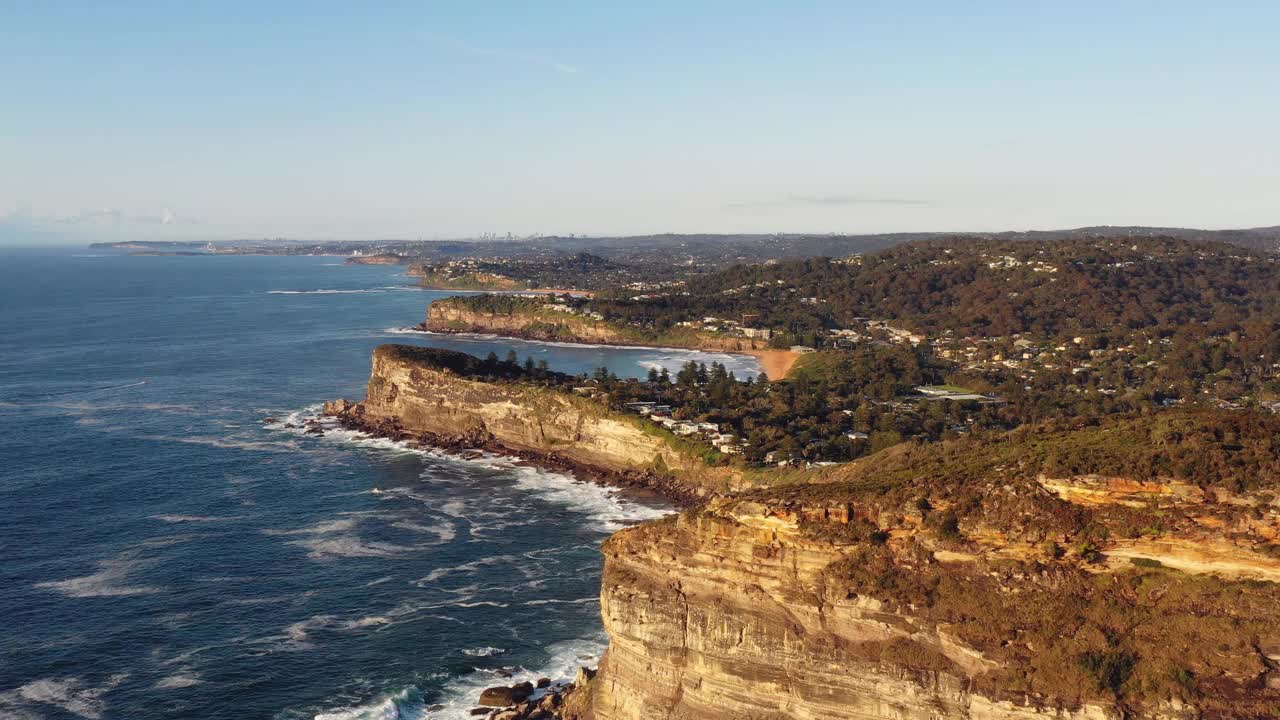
[790,345,816,354]
[847,431,869,441]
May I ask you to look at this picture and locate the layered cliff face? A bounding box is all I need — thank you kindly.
[592,501,1118,720]
[328,348,1280,720]
[427,299,629,342]
[408,267,527,291]
[327,344,742,498]
[590,496,1280,720]
[425,297,767,352]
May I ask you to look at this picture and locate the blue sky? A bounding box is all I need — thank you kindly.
[2,1,1278,242]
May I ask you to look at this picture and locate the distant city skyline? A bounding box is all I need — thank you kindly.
[3,1,1278,244]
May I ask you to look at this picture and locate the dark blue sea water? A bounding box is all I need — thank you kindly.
[0,248,758,720]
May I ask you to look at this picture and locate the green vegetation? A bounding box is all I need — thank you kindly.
[431,237,1280,466]
[410,253,634,291]
[823,549,1280,716]
[381,234,1280,719]
[593,236,1280,340]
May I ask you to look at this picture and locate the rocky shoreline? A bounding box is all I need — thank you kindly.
[460,667,594,719]
[305,402,653,718]
[319,398,703,506]
[416,321,771,359]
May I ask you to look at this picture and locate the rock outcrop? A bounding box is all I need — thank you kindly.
[326,347,1280,720]
[425,298,767,352]
[325,344,744,501]
[589,500,1174,720]
[343,254,404,265]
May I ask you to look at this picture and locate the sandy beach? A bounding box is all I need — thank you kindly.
[744,349,800,381]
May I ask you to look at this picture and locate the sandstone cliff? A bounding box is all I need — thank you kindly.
[343,254,404,265]
[425,297,768,352]
[586,494,1280,720]
[326,348,1280,720]
[325,344,744,499]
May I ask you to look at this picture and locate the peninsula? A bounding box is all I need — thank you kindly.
[324,342,1280,720]
[323,235,1280,719]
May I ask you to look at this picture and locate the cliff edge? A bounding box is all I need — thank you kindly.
[424,296,769,352]
[327,346,1280,720]
[324,344,746,501]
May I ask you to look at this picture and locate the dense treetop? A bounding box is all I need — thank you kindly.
[593,236,1280,339]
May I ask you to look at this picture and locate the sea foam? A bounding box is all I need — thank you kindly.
[269,289,385,295]
[267,406,672,535]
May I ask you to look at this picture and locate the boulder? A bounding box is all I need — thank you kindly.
[477,682,533,707]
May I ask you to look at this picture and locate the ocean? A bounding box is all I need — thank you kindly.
[0,248,759,720]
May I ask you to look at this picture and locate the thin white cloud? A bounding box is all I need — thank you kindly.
[11,206,201,227]
[426,31,579,74]
[724,194,927,210]
[58,208,123,225]
[132,207,200,225]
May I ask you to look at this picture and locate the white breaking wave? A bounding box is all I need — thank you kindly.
[269,289,385,295]
[507,465,670,533]
[307,633,604,720]
[0,673,130,720]
[461,646,505,657]
[263,516,413,561]
[423,633,605,719]
[390,520,457,544]
[411,554,519,586]
[154,673,203,689]
[523,597,599,607]
[35,556,163,598]
[380,327,762,378]
[267,406,673,535]
[137,433,301,454]
[341,615,393,630]
[313,688,420,720]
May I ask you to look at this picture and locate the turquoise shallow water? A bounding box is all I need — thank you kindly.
[0,248,757,720]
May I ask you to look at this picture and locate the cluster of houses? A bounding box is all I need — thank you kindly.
[622,401,746,455]
[912,385,997,403]
[540,299,605,321]
[862,319,926,345]
[673,314,773,340]
[982,254,1060,273]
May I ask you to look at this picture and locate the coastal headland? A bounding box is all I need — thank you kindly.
[322,343,1280,720]
[421,295,798,379]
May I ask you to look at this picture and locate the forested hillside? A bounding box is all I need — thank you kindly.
[593,237,1280,340]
